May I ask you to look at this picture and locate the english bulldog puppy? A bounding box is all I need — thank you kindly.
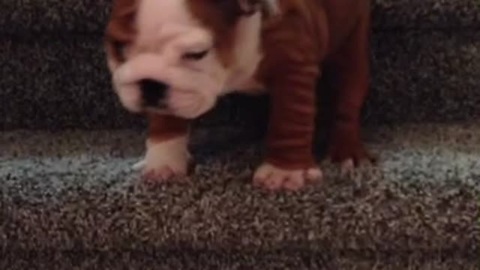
[104,0,373,191]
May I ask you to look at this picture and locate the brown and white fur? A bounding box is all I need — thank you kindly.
[104,0,373,191]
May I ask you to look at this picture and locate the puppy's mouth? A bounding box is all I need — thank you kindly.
[139,79,170,110]
[137,79,209,119]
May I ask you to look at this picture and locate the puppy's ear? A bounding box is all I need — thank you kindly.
[104,0,137,72]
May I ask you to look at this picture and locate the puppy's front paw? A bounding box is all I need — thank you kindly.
[133,136,190,183]
[253,163,322,191]
[328,125,376,175]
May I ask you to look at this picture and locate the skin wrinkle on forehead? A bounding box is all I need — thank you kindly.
[106,0,259,70]
[186,0,240,67]
[134,0,213,57]
[137,0,192,29]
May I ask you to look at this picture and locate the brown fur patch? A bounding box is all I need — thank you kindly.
[105,0,139,65]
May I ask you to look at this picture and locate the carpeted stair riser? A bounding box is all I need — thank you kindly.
[2,29,479,130]
[1,0,480,130]
[1,0,479,34]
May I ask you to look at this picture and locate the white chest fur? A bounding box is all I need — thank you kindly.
[223,12,266,94]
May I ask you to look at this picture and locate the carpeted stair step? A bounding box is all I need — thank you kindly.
[1,122,479,267]
[0,251,478,269]
[1,1,480,130]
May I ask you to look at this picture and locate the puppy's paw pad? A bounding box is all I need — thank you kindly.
[142,165,186,183]
[328,141,376,167]
[253,163,322,191]
[135,136,190,183]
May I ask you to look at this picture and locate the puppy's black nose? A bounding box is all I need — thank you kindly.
[139,79,169,107]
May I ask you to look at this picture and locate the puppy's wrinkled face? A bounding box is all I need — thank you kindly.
[105,0,267,119]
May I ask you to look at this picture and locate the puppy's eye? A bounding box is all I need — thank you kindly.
[183,50,209,61]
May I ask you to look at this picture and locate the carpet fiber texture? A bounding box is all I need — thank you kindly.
[1,123,479,256]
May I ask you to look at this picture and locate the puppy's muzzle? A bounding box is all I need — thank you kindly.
[139,79,169,108]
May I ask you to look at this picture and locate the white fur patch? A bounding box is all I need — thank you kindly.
[136,0,194,43]
[133,136,190,175]
[224,12,264,93]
